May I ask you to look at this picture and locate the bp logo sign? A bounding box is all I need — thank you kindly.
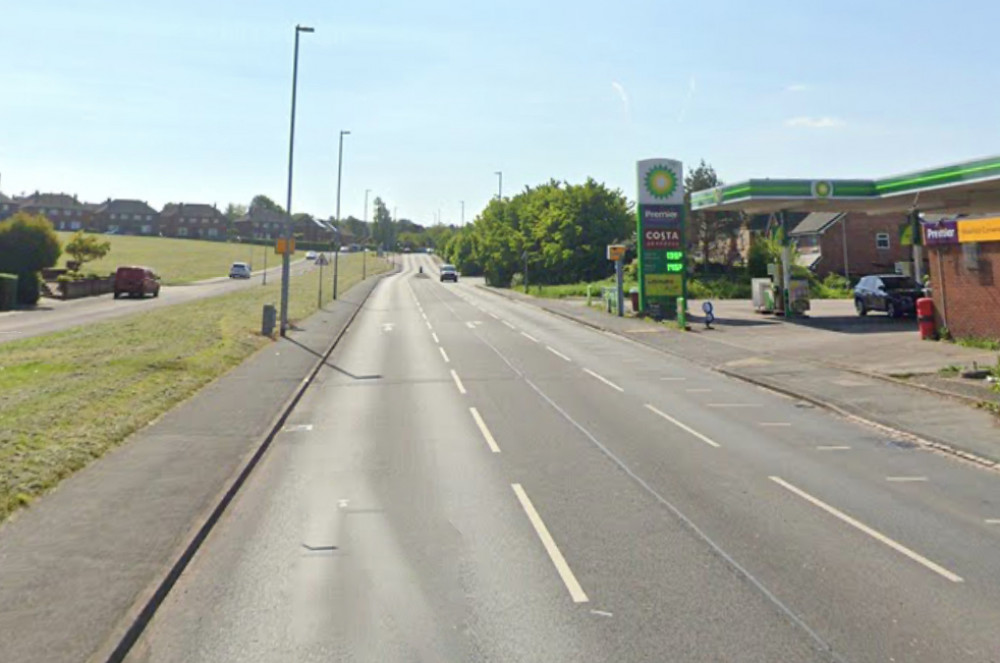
[812,181,833,198]
[645,165,679,200]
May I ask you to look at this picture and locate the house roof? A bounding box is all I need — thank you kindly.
[789,212,844,236]
[95,199,159,216]
[161,203,222,219]
[236,206,287,226]
[16,192,87,210]
[0,192,12,204]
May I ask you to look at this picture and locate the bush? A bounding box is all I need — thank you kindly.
[16,272,40,305]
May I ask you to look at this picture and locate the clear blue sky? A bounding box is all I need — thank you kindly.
[3,0,999,225]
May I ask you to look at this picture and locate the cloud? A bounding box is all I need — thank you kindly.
[785,116,845,129]
[611,81,630,119]
[676,76,696,123]
[785,83,809,92]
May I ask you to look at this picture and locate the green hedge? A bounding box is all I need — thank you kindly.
[0,273,17,310]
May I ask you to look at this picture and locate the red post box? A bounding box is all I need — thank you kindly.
[916,297,936,340]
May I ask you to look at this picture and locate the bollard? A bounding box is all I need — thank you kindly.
[586,284,592,307]
[261,304,277,337]
[676,297,687,330]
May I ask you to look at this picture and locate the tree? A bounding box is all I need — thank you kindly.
[684,160,744,269]
[250,195,284,214]
[371,197,396,248]
[0,212,62,305]
[224,203,248,221]
[65,231,111,271]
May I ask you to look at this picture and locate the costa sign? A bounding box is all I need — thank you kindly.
[644,227,682,249]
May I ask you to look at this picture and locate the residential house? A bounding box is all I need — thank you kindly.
[14,192,94,231]
[0,192,16,220]
[233,205,286,241]
[789,212,916,279]
[92,199,160,235]
[160,203,228,240]
[297,215,336,243]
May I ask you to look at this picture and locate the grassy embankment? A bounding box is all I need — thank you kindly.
[55,232,302,285]
[0,253,390,523]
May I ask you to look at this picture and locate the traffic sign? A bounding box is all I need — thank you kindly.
[607,244,627,261]
[275,238,296,255]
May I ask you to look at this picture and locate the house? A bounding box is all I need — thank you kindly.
[0,192,16,220]
[91,199,160,235]
[14,192,94,231]
[789,212,915,278]
[233,205,286,241]
[160,203,227,240]
[297,215,336,243]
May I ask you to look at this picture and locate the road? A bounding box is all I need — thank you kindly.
[126,253,1000,662]
[0,259,313,343]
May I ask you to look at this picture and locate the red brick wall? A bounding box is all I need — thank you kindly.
[817,213,914,278]
[928,241,1000,340]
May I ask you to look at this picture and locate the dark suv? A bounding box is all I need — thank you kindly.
[854,275,923,318]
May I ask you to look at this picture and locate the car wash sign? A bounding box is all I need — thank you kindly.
[637,159,686,313]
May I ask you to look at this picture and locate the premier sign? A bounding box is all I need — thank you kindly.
[636,159,686,313]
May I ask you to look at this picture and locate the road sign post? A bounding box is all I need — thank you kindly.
[636,159,686,318]
[607,244,627,317]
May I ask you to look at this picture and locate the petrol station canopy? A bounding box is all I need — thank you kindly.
[691,155,1000,216]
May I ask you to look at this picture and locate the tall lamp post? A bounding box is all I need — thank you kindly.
[280,24,314,335]
[333,129,350,299]
[495,171,503,200]
[460,200,465,225]
[363,188,370,279]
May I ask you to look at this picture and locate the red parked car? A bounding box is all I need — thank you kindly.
[114,266,161,299]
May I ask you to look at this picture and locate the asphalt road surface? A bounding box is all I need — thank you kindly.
[126,253,1000,663]
[0,259,313,344]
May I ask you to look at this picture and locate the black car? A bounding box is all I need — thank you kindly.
[854,274,924,318]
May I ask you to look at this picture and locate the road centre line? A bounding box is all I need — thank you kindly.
[488,312,500,320]
[583,368,624,393]
[450,369,467,395]
[502,320,516,330]
[469,407,501,453]
[759,422,792,427]
[546,346,572,362]
[511,484,589,603]
[817,446,851,451]
[520,331,540,343]
[686,388,712,393]
[439,346,450,363]
[886,476,928,482]
[660,377,686,381]
[708,403,762,408]
[431,332,440,344]
[426,321,433,330]
[986,519,1000,524]
[769,476,963,583]
[643,404,721,448]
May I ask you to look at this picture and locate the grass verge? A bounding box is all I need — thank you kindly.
[55,231,303,285]
[0,253,390,523]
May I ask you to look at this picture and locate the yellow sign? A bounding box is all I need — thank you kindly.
[645,273,683,296]
[606,244,627,261]
[275,238,296,255]
[958,216,1000,243]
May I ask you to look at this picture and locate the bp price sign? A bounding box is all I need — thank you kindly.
[636,159,685,314]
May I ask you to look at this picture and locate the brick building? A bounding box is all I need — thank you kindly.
[924,216,1000,340]
[233,206,286,241]
[790,212,917,278]
[92,199,160,235]
[14,192,94,231]
[159,203,227,240]
[0,192,16,220]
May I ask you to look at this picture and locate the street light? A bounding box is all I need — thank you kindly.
[460,200,465,225]
[280,24,314,336]
[363,188,370,279]
[495,171,503,200]
[333,129,350,299]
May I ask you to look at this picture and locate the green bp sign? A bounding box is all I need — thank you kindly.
[636,158,685,315]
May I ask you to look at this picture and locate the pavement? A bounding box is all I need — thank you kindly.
[77,253,1000,662]
[0,258,313,344]
[0,270,389,663]
[487,288,1000,466]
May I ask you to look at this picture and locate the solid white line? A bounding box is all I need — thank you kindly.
[985,519,1000,525]
[583,368,624,392]
[759,422,792,427]
[502,320,516,330]
[817,446,851,451]
[769,476,963,583]
[431,332,440,344]
[546,346,572,362]
[469,407,501,453]
[511,483,589,603]
[886,476,928,482]
[685,388,712,393]
[660,377,686,381]
[708,403,762,408]
[439,346,450,363]
[520,331,539,343]
[590,609,614,617]
[644,404,721,448]
[450,369,467,395]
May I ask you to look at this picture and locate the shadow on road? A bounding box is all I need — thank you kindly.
[284,336,382,380]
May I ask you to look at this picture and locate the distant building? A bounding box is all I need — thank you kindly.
[233,205,286,241]
[92,199,160,235]
[160,203,227,240]
[296,215,336,243]
[789,212,915,278]
[0,192,16,220]
[15,192,94,231]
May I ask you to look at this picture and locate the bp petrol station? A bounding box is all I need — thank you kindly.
[634,154,1000,336]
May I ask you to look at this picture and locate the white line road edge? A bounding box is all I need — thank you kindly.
[583,368,624,393]
[450,369,467,395]
[520,331,539,343]
[769,476,963,583]
[546,346,572,362]
[469,407,501,453]
[439,346,450,363]
[644,404,721,448]
[511,483,589,603]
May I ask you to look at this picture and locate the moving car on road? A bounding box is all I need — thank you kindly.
[113,266,160,299]
[440,264,459,283]
[305,251,318,260]
[229,262,252,279]
[854,274,923,317]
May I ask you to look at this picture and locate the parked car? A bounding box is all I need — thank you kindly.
[114,266,160,299]
[305,251,318,260]
[440,264,459,283]
[854,274,923,317]
[229,262,252,279]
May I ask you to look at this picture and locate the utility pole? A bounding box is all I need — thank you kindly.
[495,171,503,200]
[362,188,370,279]
[333,130,350,300]
[460,200,465,225]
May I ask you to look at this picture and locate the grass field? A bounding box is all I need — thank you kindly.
[55,232,303,285]
[0,253,391,523]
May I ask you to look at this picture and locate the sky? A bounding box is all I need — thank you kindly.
[3,0,1000,226]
